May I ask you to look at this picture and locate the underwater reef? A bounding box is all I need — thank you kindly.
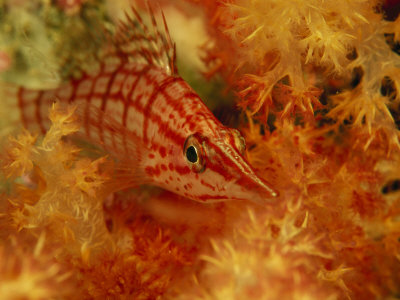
[1,0,400,299]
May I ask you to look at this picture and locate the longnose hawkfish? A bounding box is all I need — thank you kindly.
[13,5,278,204]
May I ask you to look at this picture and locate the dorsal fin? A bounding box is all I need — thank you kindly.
[110,3,177,76]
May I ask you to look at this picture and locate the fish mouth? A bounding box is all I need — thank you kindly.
[204,194,278,205]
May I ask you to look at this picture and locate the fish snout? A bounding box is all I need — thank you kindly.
[233,174,279,204]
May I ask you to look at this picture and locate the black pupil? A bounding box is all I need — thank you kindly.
[186,146,198,163]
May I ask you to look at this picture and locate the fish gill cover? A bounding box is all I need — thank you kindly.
[0,0,400,299]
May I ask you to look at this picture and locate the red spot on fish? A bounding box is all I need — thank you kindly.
[169,113,173,119]
[201,179,216,191]
[161,164,167,171]
[175,165,190,175]
[168,163,174,170]
[169,176,173,181]
[183,183,193,191]
[159,146,167,158]
[145,166,161,177]
[148,153,155,159]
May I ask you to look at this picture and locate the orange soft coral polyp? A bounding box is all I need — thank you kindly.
[2,0,400,299]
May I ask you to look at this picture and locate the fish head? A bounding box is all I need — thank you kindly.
[171,127,279,204]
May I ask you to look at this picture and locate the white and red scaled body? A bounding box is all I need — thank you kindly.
[15,5,278,203]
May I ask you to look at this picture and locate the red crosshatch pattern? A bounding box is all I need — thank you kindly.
[15,3,278,204]
[16,60,278,203]
[18,64,205,159]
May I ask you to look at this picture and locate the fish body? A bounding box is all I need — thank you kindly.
[15,6,278,203]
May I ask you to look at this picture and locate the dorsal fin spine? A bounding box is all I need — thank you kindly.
[110,3,176,76]
[161,10,177,76]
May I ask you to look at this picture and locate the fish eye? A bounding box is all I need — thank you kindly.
[186,146,198,163]
[232,129,246,155]
[183,134,206,173]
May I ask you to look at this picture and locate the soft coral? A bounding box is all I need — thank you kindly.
[199,0,380,120]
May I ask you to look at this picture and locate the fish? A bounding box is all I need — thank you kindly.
[12,4,278,204]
